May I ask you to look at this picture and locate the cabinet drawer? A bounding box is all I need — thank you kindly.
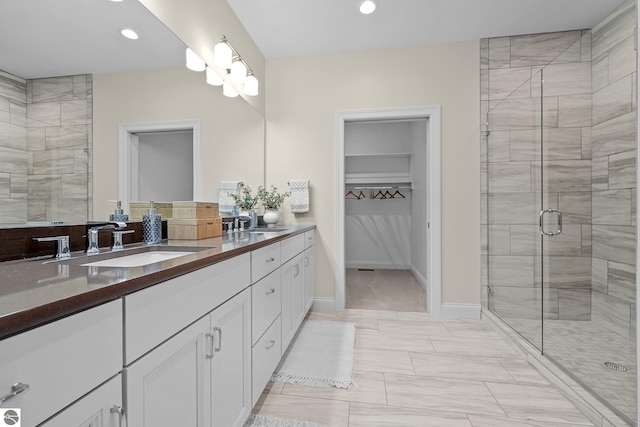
[251,269,282,345]
[281,234,305,262]
[125,253,250,364]
[251,316,282,407]
[251,242,281,283]
[0,300,122,427]
[304,229,315,248]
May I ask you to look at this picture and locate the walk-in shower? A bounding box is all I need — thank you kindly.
[481,2,637,423]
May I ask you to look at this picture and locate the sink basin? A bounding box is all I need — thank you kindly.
[247,228,289,233]
[81,251,196,268]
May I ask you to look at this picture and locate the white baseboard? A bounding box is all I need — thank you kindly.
[312,297,337,312]
[440,303,482,319]
[410,265,428,292]
[346,261,410,270]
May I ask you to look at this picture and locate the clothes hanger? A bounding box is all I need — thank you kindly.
[345,190,360,199]
[357,190,366,199]
[391,189,406,198]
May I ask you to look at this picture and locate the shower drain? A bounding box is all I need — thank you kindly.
[604,361,628,372]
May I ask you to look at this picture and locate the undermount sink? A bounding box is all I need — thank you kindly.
[46,245,213,267]
[81,251,196,268]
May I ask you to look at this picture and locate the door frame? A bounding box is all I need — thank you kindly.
[118,119,202,213]
[334,106,442,315]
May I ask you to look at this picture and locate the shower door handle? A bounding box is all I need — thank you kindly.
[539,208,562,237]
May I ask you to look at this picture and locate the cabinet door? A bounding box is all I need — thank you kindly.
[41,375,123,427]
[125,316,210,427]
[210,288,251,427]
[281,255,304,351]
[303,246,315,312]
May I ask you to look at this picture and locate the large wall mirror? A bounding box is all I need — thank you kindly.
[0,0,265,225]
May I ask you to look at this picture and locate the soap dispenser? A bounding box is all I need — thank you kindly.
[142,200,162,245]
[108,200,129,222]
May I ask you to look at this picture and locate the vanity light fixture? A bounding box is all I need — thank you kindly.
[185,48,206,72]
[244,73,259,96]
[213,38,233,69]
[222,82,239,98]
[359,0,378,14]
[206,66,224,86]
[230,60,247,83]
[120,28,139,40]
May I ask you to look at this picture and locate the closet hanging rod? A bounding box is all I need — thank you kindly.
[349,185,413,190]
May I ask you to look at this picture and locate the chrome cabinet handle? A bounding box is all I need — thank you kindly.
[294,264,301,277]
[265,257,275,263]
[110,405,127,427]
[265,288,276,295]
[205,332,214,359]
[539,208,563,237]
[213,327,222,352]
[0,382,29,405]
[265,340,276,350]
[304,257,309,267]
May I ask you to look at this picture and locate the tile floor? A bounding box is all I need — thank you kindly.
[251,309,596,426]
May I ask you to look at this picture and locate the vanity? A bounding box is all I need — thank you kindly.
[0,225,315,427]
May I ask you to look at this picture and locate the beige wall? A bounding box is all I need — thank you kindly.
[93,67,264,220]
[265,41,481,305]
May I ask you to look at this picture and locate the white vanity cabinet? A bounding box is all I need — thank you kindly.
[303,245,315,312]
[281,254,304,350]
[0,300,122,427]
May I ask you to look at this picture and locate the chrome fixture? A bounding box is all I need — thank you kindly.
[86,222,128,254]
[112,229,136,251]
[33,235,70,259]
[539,208,563,237]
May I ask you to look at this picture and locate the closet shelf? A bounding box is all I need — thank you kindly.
[345,172,412,185]
[345,152,413,186]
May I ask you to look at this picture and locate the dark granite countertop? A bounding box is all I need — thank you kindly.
[0,225,315,340]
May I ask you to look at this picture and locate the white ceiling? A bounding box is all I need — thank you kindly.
[226,0,627,58]
[0,0,627,80]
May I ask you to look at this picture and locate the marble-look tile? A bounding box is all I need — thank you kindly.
[632,188,636,226]
[0,199,27,223]
[531,160,591,192]
[410,352,514,383]
[557,289,591,320]
[30,76,74,103]
[27,175,62,198]
[60,100,87,126]
[468,414,594,427]
[385,373,505,416]
[349,403,472,427]
[488,193,537,225]
[488,162,531,193]
[557,95,591,128]
[252,393,350,426]
[544,225,585,256]
[591,0,636,60]
[47,198,88,223]
[531,63,591,97]
[534,256,591,289]
[488,97,558,131]
[510,128,582,161]
[510,31,581,67]
[27,199,46,221]
[608,149,636,190]
[480,161,488,194]
[31,150,74,175]
[592,225,636,265]
[356,329,435,353]
[608,35,636,83]
[497,359,549,386]
[429,335,520,359]
[591,53,609,92]
[26,102,61,127]
[557,192,591,224]
[591,110,637,158]
[480,38,489,70]
[487,256,534,287]
[341,308,398,320]
[488,67,533,100]
[548,39,582,65]
[489,286,559,321]
[482,225,510,255]
[483,130,510,162]
[353,348,415,374]
[74,149,89,174]
[489,37,510,69]
[580,30,592,62]
[0,173,10,198]
[73,75,88,100]
[45,126,87,149]
[61,174,88,199]
[509,226,540,256]
[592,189,632,225]
[378,319,450,337]
[607,261,635,304]
[633,71,637,112]
[591,291,631,339]
[443,320,500,339]
[591,156,608,190]
[580,127,591,159]
[27,127,46,151]
[10,173,27,199]
[581,225,591,257]
[591,257,608,293]
[480,69,489,101]
[592,74,633,126]
[0,74,26,102]
[0,98,9,124]
[395,311,433,321]
[280,370,386,405]
[10,100,26,127]
[0,121,27,150]
[0,146,28,174]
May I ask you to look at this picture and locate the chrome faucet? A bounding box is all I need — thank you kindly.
[86,222,127,255]
[33,235,70,259]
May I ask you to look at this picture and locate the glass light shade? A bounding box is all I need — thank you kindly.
[222,82,239,98]
[185,48,205,72]
[359,0,378,14]
[244,75,259,96]
[206,66,224,86]
[213,41,233,69]
[230,60,247,83]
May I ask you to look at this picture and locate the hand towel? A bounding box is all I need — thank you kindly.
[289,179,310,213]
[219,181,240,215]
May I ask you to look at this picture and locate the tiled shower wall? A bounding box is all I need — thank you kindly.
[590,0,637,340]
[0,74,93,224]
[481,30,594,321]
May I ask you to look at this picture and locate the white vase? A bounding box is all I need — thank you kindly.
[263,209,280,227]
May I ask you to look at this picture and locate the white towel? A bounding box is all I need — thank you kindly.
[219,181,240,214]
[289,179,309,213]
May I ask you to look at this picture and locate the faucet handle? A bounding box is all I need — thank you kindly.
[33,236,71,259]
[112,230,135,251]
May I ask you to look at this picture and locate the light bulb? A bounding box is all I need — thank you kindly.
[223,82,239,98]
[359,0,378,14]
[244,75,259,96]
[120,28,139,40]
[206,66,224,86]
[230,60,247,83]
[185,48,206,72]
[213,41,233,69]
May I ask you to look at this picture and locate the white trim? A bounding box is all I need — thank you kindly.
[312,297,336,312]
[410,264,428,292]
[335,106,442,315]
[440,303,481,319]
[346,262,410,270]
[118,119,202,213]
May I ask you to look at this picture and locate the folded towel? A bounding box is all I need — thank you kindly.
[289,179,309,213]
[219,181,241,214]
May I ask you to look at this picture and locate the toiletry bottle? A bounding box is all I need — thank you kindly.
[142,200,162,245]
[109,200,129,222]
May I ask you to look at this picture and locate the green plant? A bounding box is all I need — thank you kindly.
[229,186,259,211]
[258,185,290,210]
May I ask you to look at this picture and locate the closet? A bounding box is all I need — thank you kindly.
[344,119,428,312]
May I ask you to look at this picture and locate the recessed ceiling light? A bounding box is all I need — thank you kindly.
[110,0,124,2]
[359,0,378,15]
[120,28,139,40]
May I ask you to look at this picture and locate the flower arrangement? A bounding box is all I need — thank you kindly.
[230,186,259,211]
[257,185,290,211]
